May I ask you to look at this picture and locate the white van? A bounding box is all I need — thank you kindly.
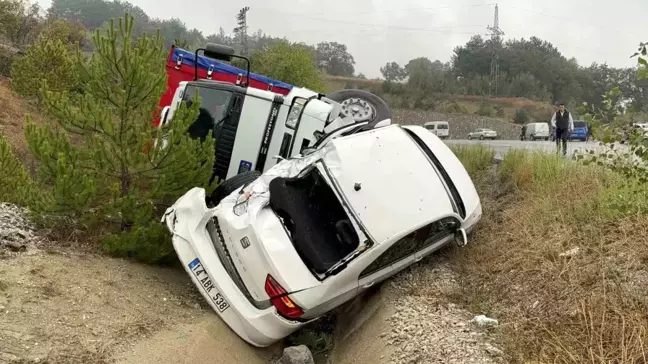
[424,121,450,139]
[522,122,550,141]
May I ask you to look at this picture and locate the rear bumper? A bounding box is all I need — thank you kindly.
[163,188,304,347]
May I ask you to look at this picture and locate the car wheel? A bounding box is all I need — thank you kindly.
[208,170,262,206]
[326,89,392,128]
[468,135,472,140]
[479,135,484,140]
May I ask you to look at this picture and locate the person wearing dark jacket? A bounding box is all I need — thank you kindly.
[550,102,574,156]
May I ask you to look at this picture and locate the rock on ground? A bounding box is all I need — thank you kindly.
[279,345,315,364]
[0,203,40,256]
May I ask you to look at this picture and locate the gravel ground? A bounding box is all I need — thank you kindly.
[331,255,506,364]
[392,109,522,140]
[384,257,506,364]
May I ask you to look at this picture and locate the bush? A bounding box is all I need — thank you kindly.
[19,14,216,263]
[10,35,78,100]
[475,102,493,117]
[252,40,324,91]
[438,100,468,114]
[494,105,505,117]
[513,108,530,124]
[0,46,16,77]
[0,133,33,205]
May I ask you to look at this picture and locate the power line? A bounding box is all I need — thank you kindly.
[506,5,643,39]
[253,3,496,17]
[252,10,487,35]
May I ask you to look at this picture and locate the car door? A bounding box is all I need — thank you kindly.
[415,216,462,261]
[357,232,421,294]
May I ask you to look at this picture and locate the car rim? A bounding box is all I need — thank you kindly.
[340,97,376,122]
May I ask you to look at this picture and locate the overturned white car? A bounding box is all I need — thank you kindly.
[162,121,482,347]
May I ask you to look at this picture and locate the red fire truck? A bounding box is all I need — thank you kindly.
[154,45,294,127]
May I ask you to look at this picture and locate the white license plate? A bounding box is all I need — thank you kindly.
[188,258,230,312]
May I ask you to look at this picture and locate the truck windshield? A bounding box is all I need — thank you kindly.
[183,85,233,140]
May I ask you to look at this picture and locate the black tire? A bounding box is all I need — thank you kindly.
[208,170,261,206]
[468,135,472,140]
[326,89,392,129]
[479,135,484,140]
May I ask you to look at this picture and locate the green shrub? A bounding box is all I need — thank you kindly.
[513,108,530,124]
[476,102,493,117]
[10,36,78,100]
[0,133,33,205]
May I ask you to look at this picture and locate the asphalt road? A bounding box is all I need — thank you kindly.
[444,139,607,159]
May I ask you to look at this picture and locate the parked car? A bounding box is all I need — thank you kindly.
[162,121,482,348]
[468,128,498,140]
[521,122,550,141]
[424,121,450,139]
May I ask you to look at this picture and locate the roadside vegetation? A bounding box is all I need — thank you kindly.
[447,48,648,361]
[451,73,648,362]
[454,148,647,363]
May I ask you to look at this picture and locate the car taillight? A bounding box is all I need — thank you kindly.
[264,274,304,319]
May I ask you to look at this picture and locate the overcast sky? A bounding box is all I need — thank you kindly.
[36,0,646,78]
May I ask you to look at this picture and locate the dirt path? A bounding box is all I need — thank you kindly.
[113,314,277,364]
[0,251,278,364]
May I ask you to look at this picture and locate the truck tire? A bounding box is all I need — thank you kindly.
[326,89,392,127]
[208,170,262,206]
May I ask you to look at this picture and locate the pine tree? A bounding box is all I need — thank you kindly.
[10,32,79,101]
[0,134,33,205]
[24,13,215,262]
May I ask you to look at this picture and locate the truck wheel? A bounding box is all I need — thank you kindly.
[327,89,392,127]
[468,135,472,140]
[208,170,262,206]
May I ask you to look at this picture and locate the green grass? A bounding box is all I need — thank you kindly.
[450,144,495,177]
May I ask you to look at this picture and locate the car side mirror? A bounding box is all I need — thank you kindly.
[454,228,468,247]
[160,106,171,127]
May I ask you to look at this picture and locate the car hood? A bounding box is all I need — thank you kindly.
[320,125,454,244]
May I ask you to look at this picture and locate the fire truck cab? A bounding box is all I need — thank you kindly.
[157,43,391,183]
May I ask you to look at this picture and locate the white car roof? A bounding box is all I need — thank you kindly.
[321,125,454,244]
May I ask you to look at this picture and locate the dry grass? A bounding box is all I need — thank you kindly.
[0,76,46,166]
[451,148,648,363]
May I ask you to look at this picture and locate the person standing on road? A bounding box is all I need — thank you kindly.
[550,102,574,156]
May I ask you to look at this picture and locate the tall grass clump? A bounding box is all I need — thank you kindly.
[450,144,495,178]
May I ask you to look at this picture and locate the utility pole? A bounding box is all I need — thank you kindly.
[487,4,504,97]
[234,7,250,56]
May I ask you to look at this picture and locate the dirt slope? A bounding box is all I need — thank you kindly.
[0,243,279,363]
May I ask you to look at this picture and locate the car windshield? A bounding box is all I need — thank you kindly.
[574,121,587,128]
